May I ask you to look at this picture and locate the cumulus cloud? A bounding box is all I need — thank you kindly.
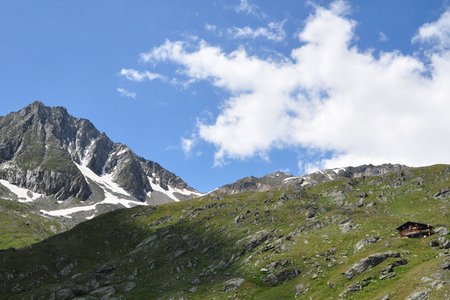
[228,21,286,42]
[414,10,450,50]
[120,68,164,82]
[117,88,136,98]
[140,1,450,170]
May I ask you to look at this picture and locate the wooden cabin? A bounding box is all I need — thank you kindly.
[396,222,433,238]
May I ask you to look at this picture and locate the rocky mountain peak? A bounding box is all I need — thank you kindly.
[0,102,200,224]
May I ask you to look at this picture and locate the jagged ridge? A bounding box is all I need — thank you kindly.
[0,101,200,222]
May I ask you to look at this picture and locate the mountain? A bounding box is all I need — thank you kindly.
[0,101,201,224]
[1,164,448,299]
[211,164,409,196]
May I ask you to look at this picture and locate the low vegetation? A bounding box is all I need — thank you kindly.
[0,165,449,299]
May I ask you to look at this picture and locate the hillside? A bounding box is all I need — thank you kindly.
[0,164,449,299]
[0,198,65,250]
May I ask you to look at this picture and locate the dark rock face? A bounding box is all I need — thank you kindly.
[0,101,198,204]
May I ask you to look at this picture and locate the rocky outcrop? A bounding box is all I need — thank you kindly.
[342,251,401,279]
[261,268,300,286]
[223,278,244,291]
[353,236,380,252]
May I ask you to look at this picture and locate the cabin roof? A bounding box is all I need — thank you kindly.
[396,221,432,231]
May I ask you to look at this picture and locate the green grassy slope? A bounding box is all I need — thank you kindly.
[0,165,449,299]
[0,198,66,250]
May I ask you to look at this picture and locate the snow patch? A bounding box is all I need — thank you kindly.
[40,204,97,217]
[75,162,131,197]
[115,148,129,156]
[147,177,202,201]
[0,179,43,202]
[40,195,146,217]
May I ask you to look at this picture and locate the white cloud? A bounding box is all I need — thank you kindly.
[117,88,136,98]
[235,0,265,18]
[181,137,195,155]
[120,68,164,82]
[228,21,286,42]
[414,10,450,50]
[140,1,450,170]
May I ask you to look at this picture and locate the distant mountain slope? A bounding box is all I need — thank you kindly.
[0,164,448,299]
[211,164,409,196]
[0,101,201,223]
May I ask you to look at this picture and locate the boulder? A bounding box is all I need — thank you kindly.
[440,259,450,271]
[438,236,450,249]
[245,230,272,251]
[429,239,440,247]
[433,188,450,198]
[262,268,300,286]
[434,226,449,236]
[353,236,380,252]
[406,289,430,300]
[55,289,75,300]
[339,219,353,233]
[342,251,400,279]
[294,283,307,297]
[223,278,244,291]
[89,286,115,298]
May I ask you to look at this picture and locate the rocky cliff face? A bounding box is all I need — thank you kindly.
[0,101,200,222]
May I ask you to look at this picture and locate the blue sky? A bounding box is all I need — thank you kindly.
[1,1,450,192]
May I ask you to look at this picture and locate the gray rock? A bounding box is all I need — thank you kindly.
[59,263,74,277]
[305,210,316,218]
[90,286,115,299]
[429,239,440,247]
[123,281,136,292]
[94,263,116,274]
[340,282,363,297]
[434,187,450,198]
[339,219,353,233]
[434,226,449,236]
[353,236,380,252]
[245,230,272,251]
[223,278,244,291]
[415,177,424,186]
[440,259,450,271]
[406,289,430,300]
[438,236,450,249]
[262,268,300,286]
[342,251,400,279]
[295,283,306,297]
[55,288,75,300]
[69,285,89,296]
